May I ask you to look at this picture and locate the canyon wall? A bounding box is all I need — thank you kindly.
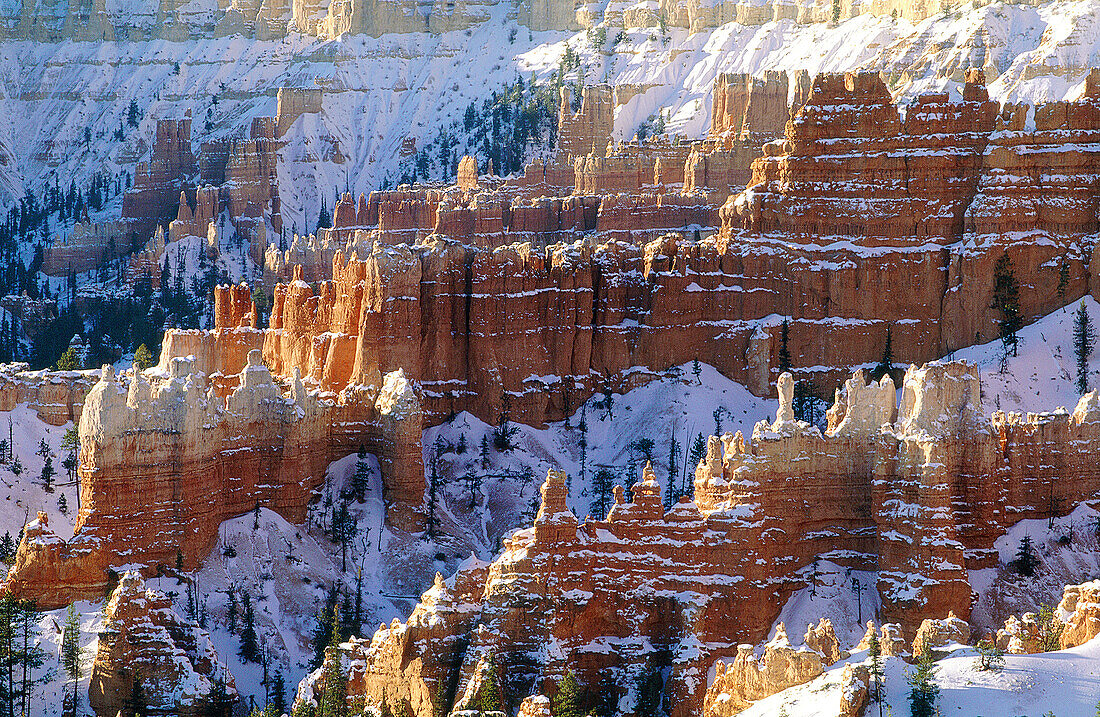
[89,569,236,716]
[299,361,1100,717]
[1,307,424,606]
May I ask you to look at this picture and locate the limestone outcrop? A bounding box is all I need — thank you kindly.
[911,611,971,657]
[2,341,424,608]
[89,571,236,716]
[1056,581,1100,649]
[323,361,1100,717]
[998,580,1100,653]
[703,624,830,716]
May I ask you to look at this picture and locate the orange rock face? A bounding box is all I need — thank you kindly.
[2,347,423,608]
[89,570,237,716]
[557,85,614,158]
[318,362,1100,717]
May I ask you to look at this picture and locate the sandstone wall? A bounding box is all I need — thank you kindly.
[328,362,1100,717]
[558,85,614,159]
[1,344,424,608]
[89,570,236,716]
[276,86,324,137]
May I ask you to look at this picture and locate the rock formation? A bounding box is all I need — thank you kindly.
[2,329,424,607]
[88,570,236,716]
[998,580,1100,653]
[309,361,1100,717]
[911,611,971,657]
[557,85,614,158]
[703,623,834,716]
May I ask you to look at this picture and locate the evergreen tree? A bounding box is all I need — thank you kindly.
[271,672,287,715]
[664,436,680,507]
[55,346,79,371]
[991,253,1022,360]
[310,602,336,670]
[317,606,347,717]
[62,603,80,712]
[688,433,707,472]
[868,629,885,707]
[479,434,491,470]
[332,500,357,573]
[239,591,260,662]
[351,446,370,503]
[1037,603,1064,651]
[1014,534,1039,577]
[0,533,13,563]
[40,456,54,492]
[873,326,893,382]
[976,638,1004,671]
[778,319,791,374]
[691,359,701,384]
[590,468,615,520]
[477,654,502,714]
[1074,303,1094,395]
[553,671,584,717]
[58,494,67,515]
[133,343,153,371]
[227,588,238,633]
[907,651,938,717]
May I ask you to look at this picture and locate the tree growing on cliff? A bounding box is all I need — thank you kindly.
[778,319,791,374]
[239,591,260,662]
[553,671,584,717]
[478,654,502,714]
[352,446,371,503]
[872,326,894,382]
[55,345,79,371]
[133,343,153,371]
[1013,534,1039,577]
[991,253,1022,360]
[906,650,939,717]
[62,604,80,711]
[590,468,615,519]
[1075,303,1094,394]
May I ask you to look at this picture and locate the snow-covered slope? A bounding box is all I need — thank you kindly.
[740,637,1100,717]
[6,0,1100,223]
[950,296,1100,416]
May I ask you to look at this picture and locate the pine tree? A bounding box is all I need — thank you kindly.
[227,588,238,633]
[62,603,80,712]
[873,326,893,382]
[664,436,680,507]
[332,500,357,572]
[317,606,347,717]
[352,446,371,503]
[553,671,584,717]
[40,456,54,492]
[991,253,1022,360]
[57,494,67,514]
[310,603,335,670]
[0,533,13,563]
[691,359,701,384]
[133,343,153,371]
[976,638,1004,671]
[271,672,287,715]
[688,433,707,472]
[1014,534,1039,577]
[477,654,502,714]
[778,319,791,373]
[868,629,885,706]
[590,468,615,519]
[1074,303,1094,395]
[239,591,260,662]
[55,346,79,371]
[906,650,939,717]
